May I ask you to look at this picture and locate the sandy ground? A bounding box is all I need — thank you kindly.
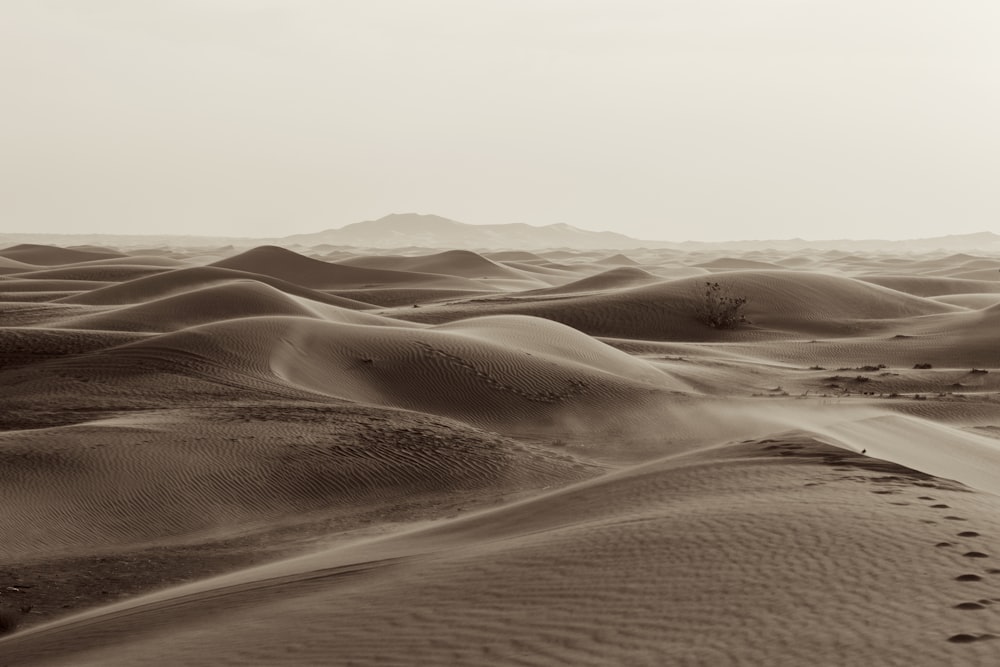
[1,241,999,665]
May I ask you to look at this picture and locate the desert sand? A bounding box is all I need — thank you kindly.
[2,241,1000,665]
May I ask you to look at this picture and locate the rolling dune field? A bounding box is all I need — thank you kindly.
[2,241,1000,666]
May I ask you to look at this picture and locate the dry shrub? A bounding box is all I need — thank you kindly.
[695,281,748,329]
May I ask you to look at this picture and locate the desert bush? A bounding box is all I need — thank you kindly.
[695,282,748,329]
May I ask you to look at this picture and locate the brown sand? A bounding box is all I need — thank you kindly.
[2,242,1000,665]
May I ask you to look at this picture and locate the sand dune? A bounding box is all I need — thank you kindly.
[7,436,1000,666]
[0,256,38,275]
[47,281,411,333]
[693,256,785,270]
[0,406,594,563]
[483,250,546,262]
[594,252,640,266]
[12,265,173,282]
[0,244,126,265]
[58,255,189,268]
[338,249,530,280]
[212,246,493,290]
[397,270,958,340]
[3,242,1000,665]
[860,275,1000,297]
[58,266,375,310]
[495,260,582,278]
[948,268,1000,282]
[2,314,686,433]
[931,293,1000,309]
[525,266,663,295]
[0,327,146,372]
[0,279,113,293]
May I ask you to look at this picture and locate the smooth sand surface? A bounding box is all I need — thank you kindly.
[2,243,1000,665]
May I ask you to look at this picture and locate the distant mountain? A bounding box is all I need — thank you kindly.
[1,215,998,253]
[280,213,651,250]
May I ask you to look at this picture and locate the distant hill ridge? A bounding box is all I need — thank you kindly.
[1,213,999,251]
[281,214,1000,252]
[281,213,643,250]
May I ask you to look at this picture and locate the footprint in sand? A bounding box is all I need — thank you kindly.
[954,602,987,610]
[945,516,969,521]
[958,531,981,538]
[963,552,990,559]
[956,574,983,582]
[936,542,954,548]
[918,496,936,501]
[930,504,950,509]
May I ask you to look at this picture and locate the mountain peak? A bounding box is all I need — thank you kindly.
[282,214,645,249]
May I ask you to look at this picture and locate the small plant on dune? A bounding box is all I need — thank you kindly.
[695,282,749,329]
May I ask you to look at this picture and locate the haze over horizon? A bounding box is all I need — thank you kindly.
[3,2,999,241]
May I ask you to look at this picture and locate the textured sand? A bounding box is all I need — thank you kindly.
[2,243,1000,665]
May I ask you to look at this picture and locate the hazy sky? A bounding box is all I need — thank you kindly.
[3,1,999,241]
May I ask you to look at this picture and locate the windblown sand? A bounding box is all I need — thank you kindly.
[2,242,1000,666]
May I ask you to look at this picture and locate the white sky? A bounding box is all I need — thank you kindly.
[2,1,999,241]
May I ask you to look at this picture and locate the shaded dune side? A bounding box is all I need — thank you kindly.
[0,407,595,561]
[594,253,640,266]
[860,275,1000,297]
[0,256,37,274]
[693,257,785,270]
[211,246,490,290]
[57,266,375,310]
[522,266,662,295]
[56,255,189,268]
[47,281,420,333]
[332,288,493,308]
[483,250,545,262]
[495,261,581,278]
[0,328,147,374]
[12,265,173,282]
[0,279,113,293]
[0,244,126,265]
[338,250,529,280]
[8,439,1000,666]
[0,303,97,328]
[397,271,958,340]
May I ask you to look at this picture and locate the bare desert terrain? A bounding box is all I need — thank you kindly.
[2,240,1000,666]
